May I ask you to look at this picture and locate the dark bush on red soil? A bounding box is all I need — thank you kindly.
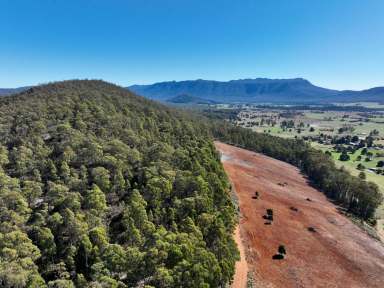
[262,215,273,221]
[272,254,284,260]
[290,206,298,212]
[308,227,316,233]
[263,208,274,221]
[272,245,286,259]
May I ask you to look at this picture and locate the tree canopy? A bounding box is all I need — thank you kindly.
[0,80,238,287]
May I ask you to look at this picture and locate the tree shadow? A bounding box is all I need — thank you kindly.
[272,254,284,260]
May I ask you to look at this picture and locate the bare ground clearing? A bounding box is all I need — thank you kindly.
[216,142,384,288]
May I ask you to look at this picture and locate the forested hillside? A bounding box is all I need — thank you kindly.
[0,80,238,288]
[212,123,383,221]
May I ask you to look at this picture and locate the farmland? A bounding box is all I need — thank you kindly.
[311,143,384,218]
[236,109,384,138]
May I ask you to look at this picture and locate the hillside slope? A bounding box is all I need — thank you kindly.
[129,78,384,103]
[216,142,384,288]
[0,80,238,287]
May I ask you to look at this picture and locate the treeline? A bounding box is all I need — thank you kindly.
[0,80,238,287]
[211,123,383,221]
[255,104,384,112]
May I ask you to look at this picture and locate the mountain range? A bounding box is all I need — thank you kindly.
[0,86,31,96]
[129,78,384,104]
[2,78,384,104]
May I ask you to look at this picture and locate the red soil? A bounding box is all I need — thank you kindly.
[231,226,249,288]
[215,142,384,288]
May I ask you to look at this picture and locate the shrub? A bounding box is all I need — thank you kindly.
[278,245,286,255]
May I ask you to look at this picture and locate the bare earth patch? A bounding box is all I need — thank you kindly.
[215,142,384,288]
[231,226,249,288]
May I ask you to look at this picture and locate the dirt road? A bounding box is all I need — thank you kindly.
[216,142,384,288]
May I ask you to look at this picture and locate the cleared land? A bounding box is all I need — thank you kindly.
[216,142,384,288]
[236,109,384,138]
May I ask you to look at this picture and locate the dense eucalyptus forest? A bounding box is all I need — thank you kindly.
[212,124,383,221]
[0,80,238,288]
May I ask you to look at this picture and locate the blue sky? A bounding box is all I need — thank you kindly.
[0,0,383,89]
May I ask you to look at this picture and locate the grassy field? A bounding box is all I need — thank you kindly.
[311,142,384,218]
[334,102,384,109]
[248,111,384,138]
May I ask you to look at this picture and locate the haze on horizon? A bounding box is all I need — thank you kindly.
[1,0,383,90]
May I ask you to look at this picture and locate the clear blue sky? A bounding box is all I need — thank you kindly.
[1,0,383,90]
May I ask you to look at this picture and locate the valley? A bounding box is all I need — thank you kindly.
[216,142,384,288]
[3,1,384,287]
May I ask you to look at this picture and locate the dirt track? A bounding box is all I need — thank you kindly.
[231,226,249,288]
[215,142,384,288]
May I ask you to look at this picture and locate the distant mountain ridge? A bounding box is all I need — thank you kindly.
[129,78,384,104]
[3,79,384,104]
[0,86,30,96]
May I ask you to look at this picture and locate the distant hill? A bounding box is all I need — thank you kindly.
[166,94,218,104]
[129,78,384,104]
[0,86,29,96]
[337,87,384,101]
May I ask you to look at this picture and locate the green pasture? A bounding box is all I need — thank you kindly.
[311,142,384,218]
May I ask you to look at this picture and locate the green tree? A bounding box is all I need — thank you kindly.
[85,184,107,212]
[339,151,350,161]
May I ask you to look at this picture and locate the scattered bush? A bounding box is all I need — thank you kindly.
[290,206,298,212]
[278,245,286,255]
[272,254,284,260]
[272,245,286,260]
[307,227,316,233]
